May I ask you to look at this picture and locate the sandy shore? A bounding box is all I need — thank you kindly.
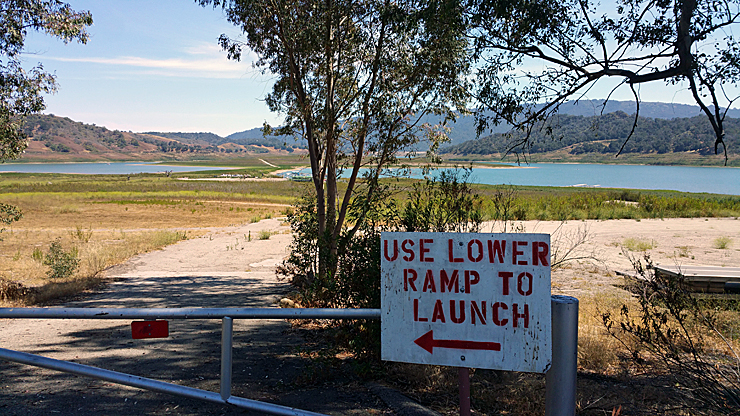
[494,217,740,297]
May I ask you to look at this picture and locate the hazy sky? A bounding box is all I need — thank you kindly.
[22,0,279,137]
[20,1,733,137]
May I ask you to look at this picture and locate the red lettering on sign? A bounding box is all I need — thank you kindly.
[414,298,428,322]
[402,239,415,261]
[533,241,549,266]
[464,270,480,293]
[513,241,528,265]
[432,299,445,323]
[384,239,398,261]
[513,303,529,328]
[420,239,434,262]
[423,270,437,292]
[470,300,486,325]
[492,302,508,326]
[488,240,506,263]
[404,269,418,291]
[517,272,533,296]
[448,239,464,263]
[450,300,465,323]
[467,239,484,262]
[441,269,459,293]
[499,271,513,295]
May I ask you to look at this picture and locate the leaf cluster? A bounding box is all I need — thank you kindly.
[43,237,79,280]
[467,0,740,161]
[1,0,92,162]
[445,112,740,155]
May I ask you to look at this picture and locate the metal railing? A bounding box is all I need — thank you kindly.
[0,300,578,416]
[0,307,381,416]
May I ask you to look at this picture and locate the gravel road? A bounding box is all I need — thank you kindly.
[0,218,393,416]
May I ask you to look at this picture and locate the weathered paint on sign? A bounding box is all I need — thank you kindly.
[380,232,552,373]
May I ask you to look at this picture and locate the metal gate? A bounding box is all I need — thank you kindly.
[0,307,380,416]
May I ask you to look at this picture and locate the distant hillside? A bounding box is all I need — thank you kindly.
[141,132,225,146]
[442,112,740,156]
[438,100,740,146]
[226,127,306,151]
[18,114,299,161]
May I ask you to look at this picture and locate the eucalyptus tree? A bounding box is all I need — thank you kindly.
[467,0,740,162]
[1,0,92,161]
[199,0,469,277]
[1,0,91,229]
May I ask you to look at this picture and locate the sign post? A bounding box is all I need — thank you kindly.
[381,232,553,412]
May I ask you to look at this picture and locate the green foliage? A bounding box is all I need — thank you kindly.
[445,113,740,156]
[401,167,483,233]
[200,0,470,282]
[621,237,657,252]
[43,238,79,280]
[1,1,92,162]
[280,169,483,358]
[713,236,733,249]
[70,225,92,243]
[468,0,740,158]
[0,202,21,238]
[477,188,740,221]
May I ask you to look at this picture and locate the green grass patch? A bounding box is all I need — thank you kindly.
[714,236,733,249]
[622,237,657,252]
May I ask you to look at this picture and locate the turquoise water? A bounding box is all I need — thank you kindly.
[458,163,740,196]
[0,162,231,175]
[2,162,738,195]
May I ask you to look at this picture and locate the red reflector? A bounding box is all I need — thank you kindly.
[131,320,169,339]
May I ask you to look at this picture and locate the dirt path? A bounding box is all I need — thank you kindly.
[0,218,391,416]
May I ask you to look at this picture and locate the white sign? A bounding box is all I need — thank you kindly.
[380,232,552,373]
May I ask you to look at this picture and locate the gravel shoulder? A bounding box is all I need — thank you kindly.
[1,217,739,415]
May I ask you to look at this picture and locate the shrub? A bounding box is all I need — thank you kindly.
[0,203,22,240]
[43,239,80,280]
[603,255,740,413]
[621,237,656,252]
[714,236,733,249]
[279,167,484,358]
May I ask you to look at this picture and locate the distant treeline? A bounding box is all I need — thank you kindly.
[443,112,740,155]
[149,131,303,152]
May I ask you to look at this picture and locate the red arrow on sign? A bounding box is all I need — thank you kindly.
[414,330,501,354]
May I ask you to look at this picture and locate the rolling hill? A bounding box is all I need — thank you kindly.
[17,114,302,162]
[442,112,740,159]
[13,99,740,163]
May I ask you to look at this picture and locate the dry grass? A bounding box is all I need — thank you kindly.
[621,237,657,252]
[0,180,291,306]
[0,229,195,305]
[577,294,630,373]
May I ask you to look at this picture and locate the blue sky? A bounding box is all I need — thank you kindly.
[20,1,735,137]
[22,0,278,137]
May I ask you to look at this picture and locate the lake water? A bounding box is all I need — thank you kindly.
[462,163,740,196]
[0,162,231,175]
[1,162,738,195]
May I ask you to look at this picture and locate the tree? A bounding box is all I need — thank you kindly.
[467,0,740,162]
[1,0,92,161]
[1,1,91,232]
[199,0,469,277]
